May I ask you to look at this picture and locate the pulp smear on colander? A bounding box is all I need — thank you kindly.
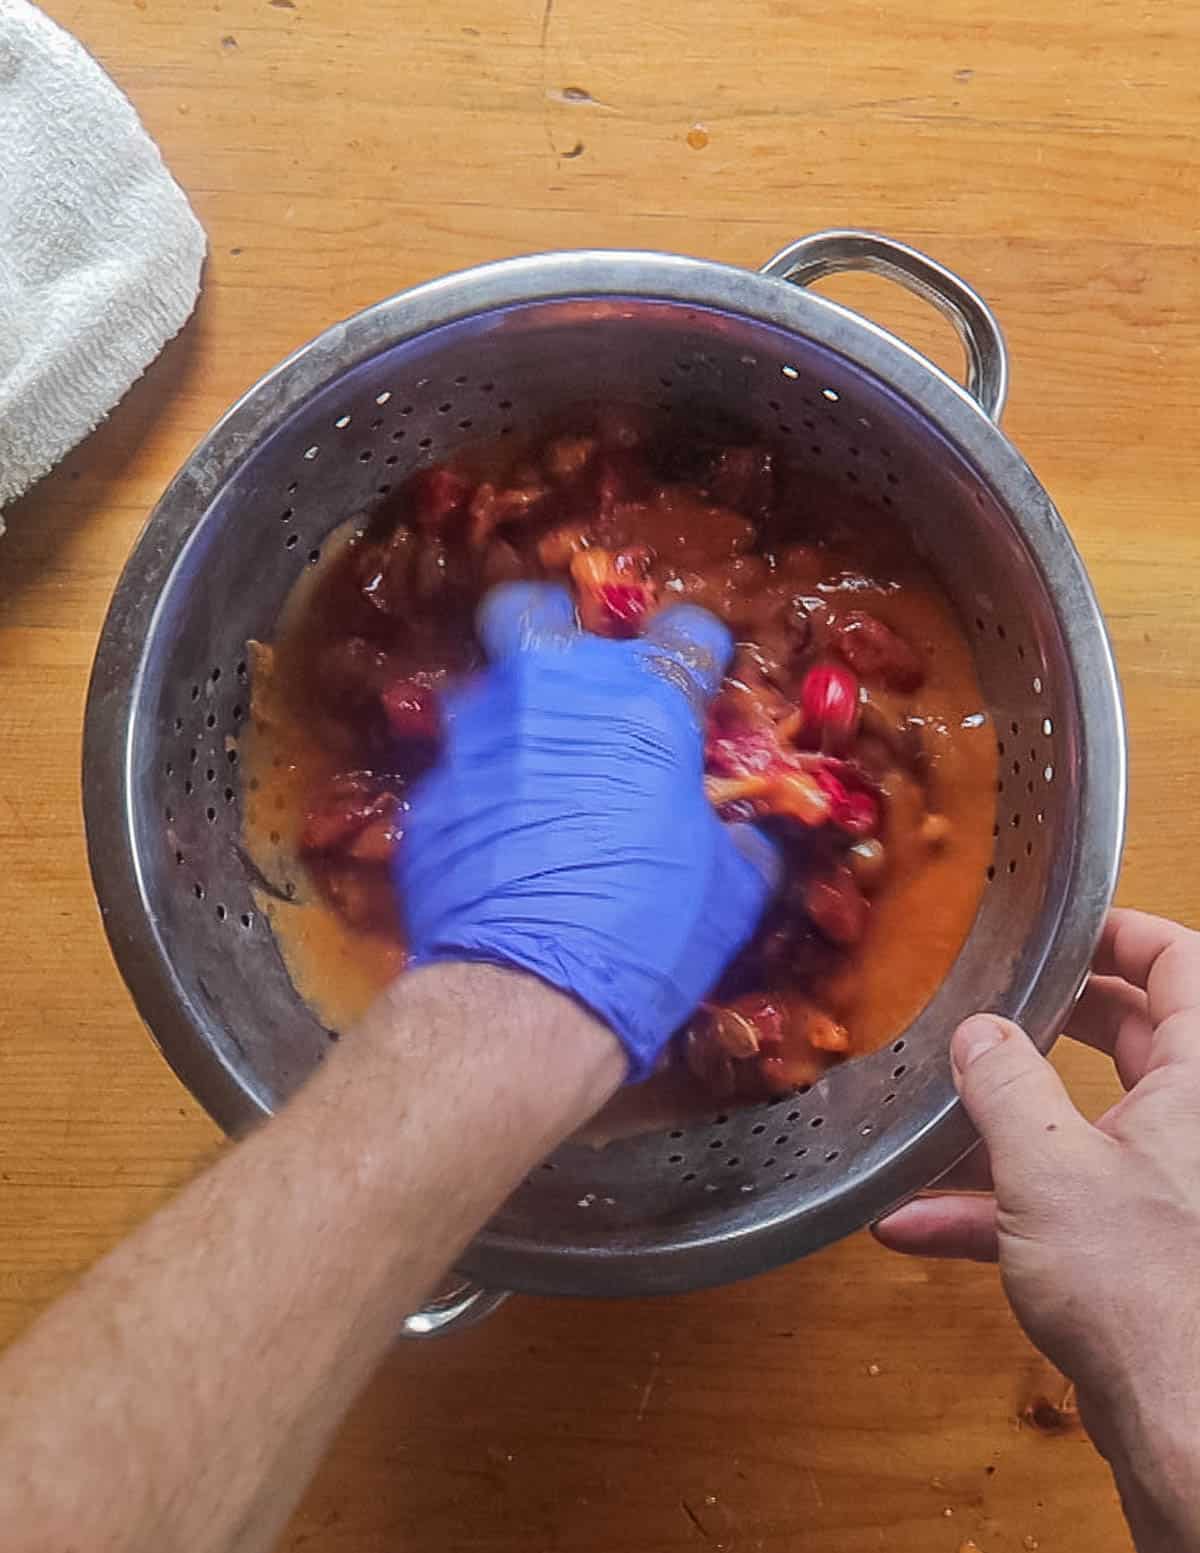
[240,407,996,1139]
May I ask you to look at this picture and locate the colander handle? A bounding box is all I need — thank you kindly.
[759,229,1009,421]
[400,1276,510,1338]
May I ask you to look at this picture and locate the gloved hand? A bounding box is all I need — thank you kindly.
[398,582,779,1079]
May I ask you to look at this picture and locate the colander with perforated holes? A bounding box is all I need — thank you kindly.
[83,230,1126,1334]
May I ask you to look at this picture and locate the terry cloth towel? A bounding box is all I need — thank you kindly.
[0,0,205,525]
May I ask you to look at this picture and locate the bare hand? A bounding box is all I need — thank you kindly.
[875,909,1200,1553]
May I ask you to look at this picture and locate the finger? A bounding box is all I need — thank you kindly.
[477,582,577,659]
[872,1194,999,1262]
[1143,1008,1200,1076]
[1064,974,1155,1090]
[950,1015,1095,1204]
[638,604,735,706]
[725,822,783,894]
[1095,908,1200,1027]
[928,1141,993,1193]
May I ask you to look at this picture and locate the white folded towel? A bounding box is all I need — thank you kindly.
[0,0,205,526]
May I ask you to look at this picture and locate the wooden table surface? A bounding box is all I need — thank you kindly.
[4,0,1197,1546]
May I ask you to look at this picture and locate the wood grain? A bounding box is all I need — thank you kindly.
[3,0,1195,1544]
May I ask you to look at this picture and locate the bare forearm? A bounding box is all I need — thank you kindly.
[1082,1387,1200,1553]
[0,964,622,1553]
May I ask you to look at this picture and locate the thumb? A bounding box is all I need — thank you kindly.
[951,1015,1092,1204]
[476,582,577,659]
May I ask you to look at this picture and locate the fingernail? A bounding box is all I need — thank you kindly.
[952,1015,1007,1073]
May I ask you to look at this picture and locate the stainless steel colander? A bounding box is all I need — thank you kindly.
[83,230,1126,1331]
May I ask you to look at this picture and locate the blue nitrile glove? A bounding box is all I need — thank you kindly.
[397,583,780,1079]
